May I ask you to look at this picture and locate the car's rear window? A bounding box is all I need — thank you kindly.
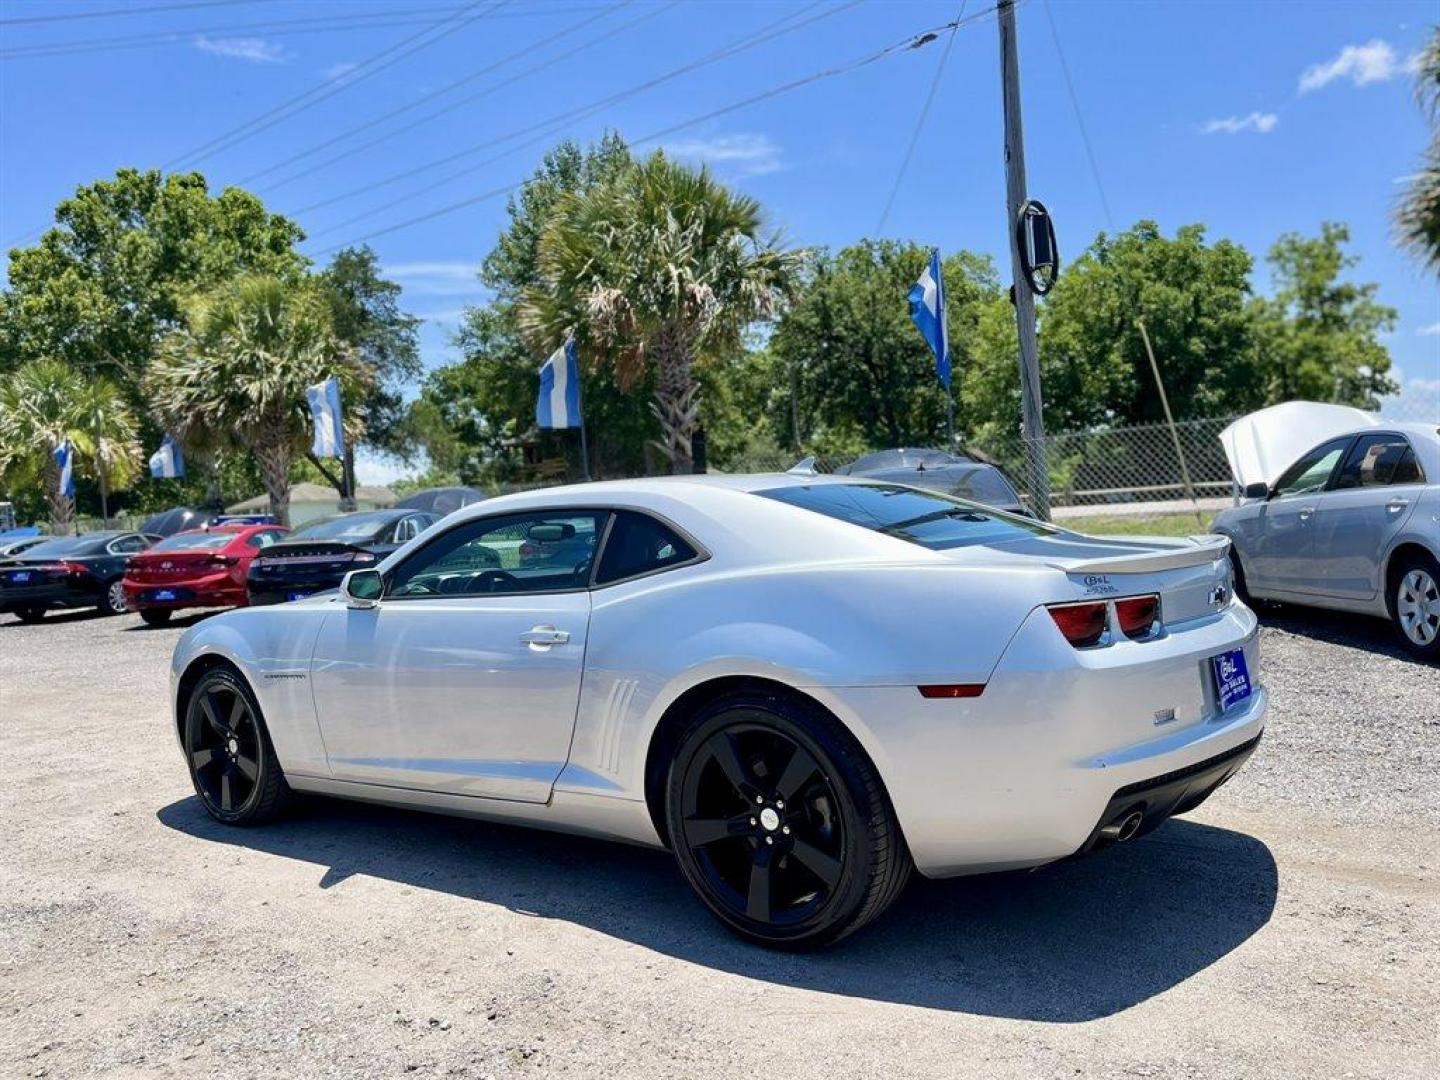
[151,532,236,552]
[290,513,394,542]
[756,482,1051,550]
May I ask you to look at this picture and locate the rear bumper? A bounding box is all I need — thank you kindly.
[122,575,246,610]
[246,573,345,606]
[0,583,99,611]
[813,603,1268,878]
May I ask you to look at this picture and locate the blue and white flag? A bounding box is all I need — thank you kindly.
[535,338,582,430]
[907,248,950,390]
[54,439,75,498]
[306,377,345,458]
[148,433,185,479]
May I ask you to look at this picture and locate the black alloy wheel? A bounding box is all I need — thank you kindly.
[666,692,910,949]
[184,667,290,824]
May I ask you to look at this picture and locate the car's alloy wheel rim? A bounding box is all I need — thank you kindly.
[680,722,845,928]
[187,683,261,814]
[1396,568,1440,646]
[107,581,127,614]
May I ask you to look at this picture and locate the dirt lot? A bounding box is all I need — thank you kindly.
[2,604,1437,1079]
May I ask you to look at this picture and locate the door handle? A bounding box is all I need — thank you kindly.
[1298,506,1315,522]
[520,625,570,647]
[1386,498,1409,513]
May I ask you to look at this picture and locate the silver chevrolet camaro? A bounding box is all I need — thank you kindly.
[1211,421,1440,661]
[170,476,1267,947]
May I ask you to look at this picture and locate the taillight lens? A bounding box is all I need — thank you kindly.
[1047,601,1108,647]
[1115,594,1159,638]
[207,554,238,567]
[56,560,89,577]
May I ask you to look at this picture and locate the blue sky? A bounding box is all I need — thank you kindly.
[2,0,1437,483]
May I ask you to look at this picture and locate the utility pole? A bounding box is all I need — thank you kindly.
[997,0,1051,520]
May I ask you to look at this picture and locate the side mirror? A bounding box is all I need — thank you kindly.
[341,568,384,609]
[1243,482,1270,501]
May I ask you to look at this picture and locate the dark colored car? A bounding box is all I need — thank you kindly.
[139,506,220,537]
[246,509,438,606]
[0,531,161,622]
[393,486,486,516]
[837,448,1031,516]
[122,524,290,626]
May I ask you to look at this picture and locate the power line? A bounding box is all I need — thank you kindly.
[294,0,848,226]
[875,1,966,234]
[0,0,273,27]
[312,5,998,256]
[1042,0,1113,230]
[243,0,648,189]
[0,4,609,60]
[162,0,506,170]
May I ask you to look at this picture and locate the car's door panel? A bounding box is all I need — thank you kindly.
[1245,436,1353,594]
[309,592,591,802]
[1308,435,1423,599]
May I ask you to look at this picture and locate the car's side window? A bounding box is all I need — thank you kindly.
[386,510,607,598]
[594,510,699,586]
[392,517,414,545]
[1331,434,1421,490]
[1273,437,1352,497]
[108,535,147,554]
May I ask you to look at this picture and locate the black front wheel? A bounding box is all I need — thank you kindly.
[665,691,910,949]
[183,667,291,824]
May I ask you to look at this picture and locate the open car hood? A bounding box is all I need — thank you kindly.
[1218,401,1381,489]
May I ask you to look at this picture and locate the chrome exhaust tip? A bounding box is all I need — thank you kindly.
[1099,809,1145,843]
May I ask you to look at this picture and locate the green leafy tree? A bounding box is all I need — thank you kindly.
[2,169,306,383]
[146,276,359,524]
[315,245,421,491]
[1022,222,1262,427]
[0,359,140,531]
[519,150,802,472]
[412,136,657,482]
[771,241,1001,456]
[1396,27,1440,273]
[1250,223,1398,407]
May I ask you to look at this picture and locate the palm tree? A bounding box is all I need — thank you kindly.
[1397,27,1440,273]
[519,152,801,473]
[0,359,140,532]
[147,275,358,525]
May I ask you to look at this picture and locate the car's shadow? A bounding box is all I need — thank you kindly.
[1256,602,1411,660]
[157,795,1277,1022]
[122,610,220,632]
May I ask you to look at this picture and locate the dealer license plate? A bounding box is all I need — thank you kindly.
[287,590,314,602]
[1211,648,1252,712]
[152,589,176,602]
[9,571,31,583]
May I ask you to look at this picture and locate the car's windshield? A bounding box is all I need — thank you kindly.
[757,482,1052,550]
[290,513,395,542]
[151,532,237,552]
[19,536,105,559]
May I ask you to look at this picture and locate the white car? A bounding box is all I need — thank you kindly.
[170,476,1267,947]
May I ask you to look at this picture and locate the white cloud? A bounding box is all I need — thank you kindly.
[1201,112,1279,136]
[1418,322,1440,337]
[323,62,359,83]
[1298,39,1419,93]
[194,36,289,64]
[385,261,482,297]
[663,133,784,177]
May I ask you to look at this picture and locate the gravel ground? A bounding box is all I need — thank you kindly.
[1,604,1437,1079]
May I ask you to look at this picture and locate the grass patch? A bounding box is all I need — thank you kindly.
[1057,511,1215,537]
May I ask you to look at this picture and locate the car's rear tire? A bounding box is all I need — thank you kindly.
[183,666,292,825]
[99,579,128,616]
[1390,551,1440,662]
[14,606,45,624]
[665,690,911,949]
[140,608,173,627]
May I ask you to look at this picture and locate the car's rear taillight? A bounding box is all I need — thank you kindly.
[1115,594,1160,639]
[1046,601,1108,647]
[207,554,238,567]
[56,560,89,577]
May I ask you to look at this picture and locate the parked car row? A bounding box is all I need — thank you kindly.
[0,507,446,624]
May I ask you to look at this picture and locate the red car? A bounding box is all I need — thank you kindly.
[123,524,289,626]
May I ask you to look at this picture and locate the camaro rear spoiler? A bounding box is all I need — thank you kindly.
[1049,535,1231,575]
